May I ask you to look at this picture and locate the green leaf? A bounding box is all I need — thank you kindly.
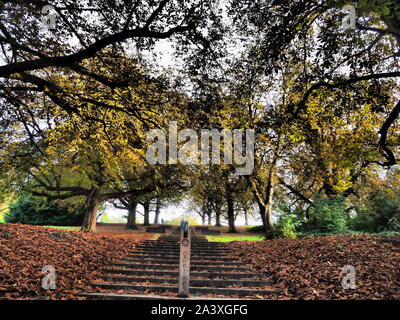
[382,5,391,16]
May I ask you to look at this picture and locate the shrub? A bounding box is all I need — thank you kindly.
[371,196,400,232]
[246,225,265,233]
[305,196,348,234]
[349,209,376,232]
[275,213,303,238]
[264,210,304,239]
[350,195,400,232]
[5,196,84,226]
[265,228,284,240]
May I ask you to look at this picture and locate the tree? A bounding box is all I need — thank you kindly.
[0,0,223,95]
[0,54,189,232]
[229,0,400,167]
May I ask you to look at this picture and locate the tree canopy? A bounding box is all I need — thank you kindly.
[0,0,399,234]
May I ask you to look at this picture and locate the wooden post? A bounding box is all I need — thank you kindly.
[178,221,191,298]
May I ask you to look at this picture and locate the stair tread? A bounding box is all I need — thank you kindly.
[79,292,253,300]
[98,275,273,287]
[103,269,265,280]
[91,283,280,295]
[110,263,251,272]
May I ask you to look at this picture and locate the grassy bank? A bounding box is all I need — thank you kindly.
[207,235,264,242]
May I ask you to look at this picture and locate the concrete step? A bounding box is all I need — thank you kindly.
[91,283,280,297]
[79,293,247,300]
[103,269,265,279]
[123,259,248,267]
[124,258,247,266]
[99,275,273,287]
[133,248,231,254]
[131,250,231,256]
[143,239,210,243]
[126,254,237,262]
[135,244,229,249]
[155,238,209,243]
[111,263,251,272]
[141,241,227,246]
[140,240,226,247]
[129,250,231,257]
[135,245,230,251]
[111,263,179,270]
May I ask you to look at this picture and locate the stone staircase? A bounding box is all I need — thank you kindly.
[80,230,279,300]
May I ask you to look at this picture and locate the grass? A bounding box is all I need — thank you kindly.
[207,230,400,242]
[41,225,81,231]
[206,235,265,242]
[0,219,80,231]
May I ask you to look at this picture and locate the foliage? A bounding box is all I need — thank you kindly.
[348,167,400,232]
[5,196,84,226]
[333,0,400,17]
[351,195,400,232]
[305,197,349,234]
[275,213,304,239]
[0,0,400,235]
[246,225,265,233]
[265,228,286,240]
[0,200,7,223]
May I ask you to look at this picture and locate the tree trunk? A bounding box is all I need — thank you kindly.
[201,214,206,225]
[126,200,138,230]
[81,188,101,232]
[143,201,150,226]
[244,209,249,226]
[265,184,274,230]
[207,211,212,225]
[215,211,222,227]
[226,192,237,233]
[256,200,267,231]
[154,197,161,224]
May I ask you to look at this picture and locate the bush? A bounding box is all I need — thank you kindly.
[265,228,284,240]
[349,209,376,232]
[5,196,84,226]
[276,213,303,238]
[264,211,304,239]
[246,225,265,233]
[350,195,400,232]
[304,197,348,234]
[388,215,400,231]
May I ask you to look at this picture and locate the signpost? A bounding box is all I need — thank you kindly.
[178,220,191,298]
